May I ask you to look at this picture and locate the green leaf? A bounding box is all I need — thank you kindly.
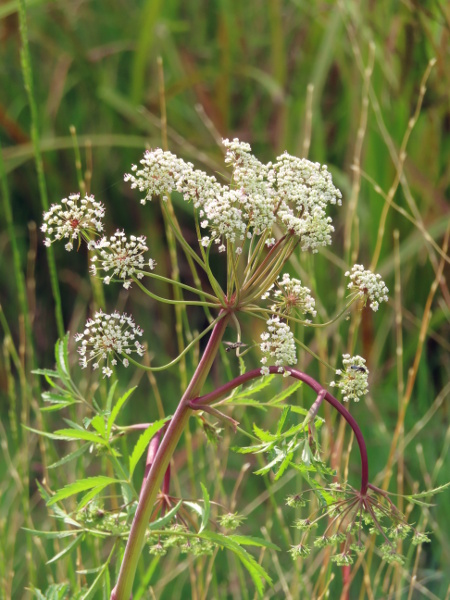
[267,380,302,405]
[77,485,111,511]
[228,375,275,401]
[48,444,90,470]
[276,405,291,435]
[200,531,272,596]
[40,401,76,412]
[199,483,210,533]
[23,528,79,540]
[107,386,136,438]
[23,426,74,441]
[106,379,119,413]
[253,423,277,442]
[32,368,60,379]
[228,535,280,551]
[47,476,119,506]
[129,419,167,477]
[56,334,70,378]
[53,428,107,445]
[148,500,182,530]
[47,534,84,564]
[90,415,107,439]
[274,451,294,481]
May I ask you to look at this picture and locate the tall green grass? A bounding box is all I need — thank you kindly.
[0,0,449,598]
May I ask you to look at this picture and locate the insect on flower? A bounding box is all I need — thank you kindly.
[223,341,247,353]
[349,365,367,374]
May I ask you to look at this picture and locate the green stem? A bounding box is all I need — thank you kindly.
[111,310,231,600]
[133,278,220,308]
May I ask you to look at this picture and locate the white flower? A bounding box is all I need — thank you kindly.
[330,354,369,402]
[91,230,155,288]
[75,310,145,376]
[126,140,342,254]
[41,193,105,250]
[345,265,389,311]
[260,315,297,375]
[269,273,316,318]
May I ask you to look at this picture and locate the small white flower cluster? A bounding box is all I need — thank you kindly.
[330,354,369,402]
[41,193,105,251]
[75,310,145,378]
[125,139,342,254]
[91,230,156,289]
[274,153,342,252]
[268,273,317,319]
[260,315,297,376]
[345,264,389,311]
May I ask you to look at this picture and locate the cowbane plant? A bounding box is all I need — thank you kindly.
[37,138,430,600]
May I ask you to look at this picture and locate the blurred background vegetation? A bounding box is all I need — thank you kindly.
[0,0,449,598]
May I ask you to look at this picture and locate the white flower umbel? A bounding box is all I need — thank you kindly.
[125,139,342,254]
[41,193,105,251]
[91,230,156,288]
[270,273,317,318]
[75,310,145,378]
[345,264,389,311]
[260,315,297,376]
[330,354,369,402]
[274,153,342,252]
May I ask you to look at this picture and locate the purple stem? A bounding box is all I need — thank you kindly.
[190,366,369,495]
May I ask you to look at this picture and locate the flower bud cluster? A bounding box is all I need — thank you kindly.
[330,354,369,402]
[90,230,156,289]
[75,310,145,378]
[260,316,297,376]
[41,193,105,251]
[345,264,389,311]
[267,273,317,318]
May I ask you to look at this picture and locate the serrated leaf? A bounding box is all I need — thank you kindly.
[48,444,90,470]
[129,419,167,477]
[253,423,277,442]
[148,500,182,530]
[276,406,291,435]
[274,451,293,481]
[53,428,107,445]
[107,386,136,438]
[199,483,210,533]
[47,476,119,506]
[47,534,84,564]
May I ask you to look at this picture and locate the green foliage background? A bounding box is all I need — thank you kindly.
[0,0,449,598]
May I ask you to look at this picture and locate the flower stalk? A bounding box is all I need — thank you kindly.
[190,366,369,495]
[111,310,231,600]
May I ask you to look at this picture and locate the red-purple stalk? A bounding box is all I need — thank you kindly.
[190,366,369,495]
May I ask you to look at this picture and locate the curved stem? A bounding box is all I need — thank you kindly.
[190,366,369,495]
